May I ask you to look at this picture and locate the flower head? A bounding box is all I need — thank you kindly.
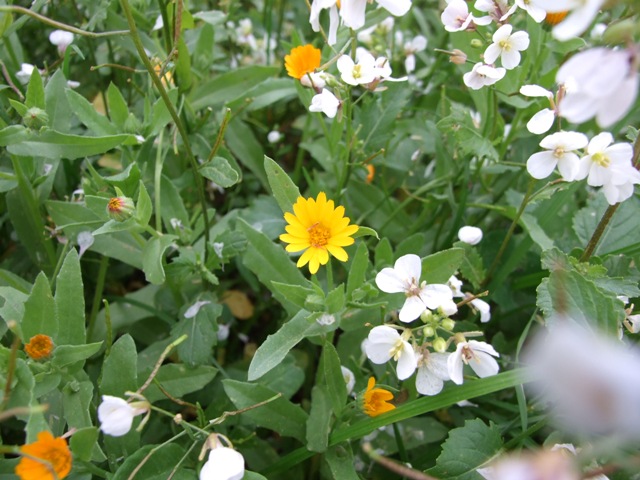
[285,45,321,80]
[337,53,377,86]
[365,326,417,380]
[106,196,135,222]
[200,446,245,480]
[463,63,506,90]
[97,395,150,437]
[448,340,500,385]
[279,192,359,274]
[309,89,340,118]
[24,334,54,360]
[361,377,395,417]
[15,431,72,480]
[416,351,451,396]
[49,30,74,55]
[441,0,491,32]
[526,131,588,181]
[483,25,530,70]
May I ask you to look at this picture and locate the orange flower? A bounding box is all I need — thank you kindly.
[24,335,54,361]
[362,377,395,417]
[365,164,375,183]
[15,431,72,480]
[285,44,321,80]
[544,11,568,25]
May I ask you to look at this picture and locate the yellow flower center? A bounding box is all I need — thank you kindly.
[107,197,124,213]
[406,278,422,297]
[308,223,330,248]
[499,40,511,51]
[352,64,362,79]
[389,339,404,361]
[592,152,610,168]
[553,147,565,158]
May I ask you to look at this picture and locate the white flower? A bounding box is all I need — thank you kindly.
[514,0,546,22]
[447,340,500,385]
[365,326,418,380]
[375,254,456,322]
[525,320,640,439]
[463,63,506,90]
[16,63,37,83]
[416,351,450,395]
[470,298,491,323]
[300,71,330,90]
[97,395,149,437]
[152,15,164,31]
[337,53,378,86]
[309,89,340,118]
[474,0,515,22]
[310,0,340,46]
[530,0,605,41]
[340,0,412,30]
[477,449,579,480]
[556,47,638,127]
[404,35,427,73]
[267,130,282,143]
[483,25,530,70]
[235,19,257,50]
[200,447,245,480]
[526,131,588,181]
[626,314,640,334]
[357,17,395,44]
[520,84,556,134]
[49,30,74,54]
[441,0,491,32]
[448,275,464,298]
[341,366,356,395]
[457,225,483,245]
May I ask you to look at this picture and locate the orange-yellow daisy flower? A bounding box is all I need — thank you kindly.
[24,334,54,361]
[362,377,395,417]
[284,44,321,80]
[15,431,72,480]
[279,192,359,274]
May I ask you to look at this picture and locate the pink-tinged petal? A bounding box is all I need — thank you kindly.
[527,108,555,134]
[587,132,613,154]
[492,24,512,42]
[520,84,552,98]
[556,48,607,87]
[394,253,422,281]
[483,43,501,65]
[469,351,500,378]
[376,0,412,16]
[396,344,418,380]
[509,31,530,50]
[416,366,445,395]
[447,346,465,385]
[473,15,492,25]
[399,295,427,322]
[501,49,521,70]
[527,151,557,179]
[375,267,406,293]
[557,153,580,181]
[595,73,639,128]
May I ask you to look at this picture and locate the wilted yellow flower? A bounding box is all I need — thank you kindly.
[279,192,358,274]
[15,431,72,480]
[24,334,54,360]
[362,377,395,417]
[284,44,321,80]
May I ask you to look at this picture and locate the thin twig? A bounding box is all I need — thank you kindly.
[136,335,188,395]
[209,393,282,425]
[0,60,24,99]
[362,442,440,480]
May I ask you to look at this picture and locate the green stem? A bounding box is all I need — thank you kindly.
[86,255,109,341]
[154,129,164,233]
[325,257,334,293]
[204,108,232,165]
[119,0,210,263]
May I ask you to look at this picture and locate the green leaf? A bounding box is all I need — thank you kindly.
[352,226,379,240]
[322,342,347,415]
[62,380,94,428]
[374,238,394,268]
[70,427,99,462]
[427,419,503,479]
[423,248,465,284]
[175,37,192,91]
[325,284,345,314]
[9,99,28,117]
[25,67,45,109]
[22,272,57,342]
[347,242,369,299]
[264,155,301,213]
[0,286,28,336]
[54,249,86,345]
[226,119,269,189]
[45,70,72,132]
[100,334,138,397]
[324,444,360,480]
[52,342,102,368]
[270,282,320,311]
[454,242,486,291]
[171,302,221,366]
[227,78,297,112]
[107,82,129,128]
[143,364,218,403]
[111,444,188,480]
[306,385,332,453]
[248,310,321,381]
[200,156,240,188]
[66,89,116,136]
[222,379,309,441]
[142,235,178,285]
[136,181,153,227]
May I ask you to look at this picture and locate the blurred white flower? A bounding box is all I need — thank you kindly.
[474,0,515,22]
[526,131,588,181]
[267,130,282,144]
[416,351,450,395]
[357,17,394,44]
[470,298,491,323]
[448,275,464,298]
[97,395,149,437]
[49,30,74,55]
[341,366,356,395]
[200,446,245,480]
[463,63,506,90]
[16,63,38,83]
[365,326,417,380]
[530,0,605,41]
[404,35,427,73]
[520,84,556,134]
[310,0,340,46]
[152,15,164,31]
[556,47,638,127]
[309,89,340,118]
[477,449,579,480]
[76,231,94,258]
[337,53,378,86]
[235,19,257,50]
[457,225,483,245]
[441,0,491,32]
[340,0,412,30]
[525,320,640,438]
[448,340,500,385]
[514,0,546,22]
[375,253,456,322]
[483,25,530,70]
[300,71,331,90]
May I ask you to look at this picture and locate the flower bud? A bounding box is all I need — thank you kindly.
[458,225,483,245]
[450,49,467,65]
[107,196,135,222]
[470,39,484,49]
[441,318,456,331]
[602,19,638,44]
[420,310,434,322]
[433,337,447,353]
[23,107,49,129]
[423,325,435,337]
[25,334,54,360]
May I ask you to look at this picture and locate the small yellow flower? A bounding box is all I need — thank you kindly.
[544,11,568,25]
[15,431,72,480]
[24,334,54,361]
[279,192,359,274]
[284,44,321,80]
[362,377,395,417]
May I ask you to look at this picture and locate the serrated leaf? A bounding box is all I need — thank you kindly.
[423,248,465,284]
[264,155,300,213]
[142,235,178,285]
[222,379,308,441]
[454,242,486,290]
[427,419,503,479]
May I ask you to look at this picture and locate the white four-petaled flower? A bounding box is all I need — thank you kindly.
[463,63,506,90]
[416,351,451,395]
[365,326,418,380]
[447,340,500,385]
[520,84,556,134]
[309,89,340,118]
[483,25,530,70]
[526,131,588,181]
[97,395,150,437]
[337,53,378,86]
[530,0,605,41]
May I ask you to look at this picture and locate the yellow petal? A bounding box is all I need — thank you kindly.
[327,245,348,262]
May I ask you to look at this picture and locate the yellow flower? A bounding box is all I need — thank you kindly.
[284,44,321,80]
[279,192,359,274]
[24,334,54,361]
[362,377,395,417]
[15,431,72,480]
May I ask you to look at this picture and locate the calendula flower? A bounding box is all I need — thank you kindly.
[284,44,321,80]
[24,334,54,360]
[106,196,135,222]
[279,192,359,274]
[361,377,395,417]
[15,431,72,480]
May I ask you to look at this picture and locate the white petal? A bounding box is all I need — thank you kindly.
[429,352,452,380]
[376,0,412,16]
[469,351,500,378]
[420,284,454,310]
[394,254,422,282]
[376,267,406,293]
[552,2,602,41]
[557,152,580,181]
[492,24,512,42]
[527,108,555,134]
[458,225,483,245]
[483,43,502,65]
[509,31,530,50]
[471,298,491,323]
[200,448,245,480]
[327,6,339,46]
[447,345,465,385]
[416,365,445,395]
[399,295,427,322]
[559,91,600,124]
[527,151,557,179]
[587,163,609,186]
[520,84,552,98]
[501,49,521,70]
[468,340,500,357]
[368,325,399,345]
[595,73,639,128]
[339,0,367,29]
[587,132,613,154]
[396,344,418,380]
[365,341,394,364]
